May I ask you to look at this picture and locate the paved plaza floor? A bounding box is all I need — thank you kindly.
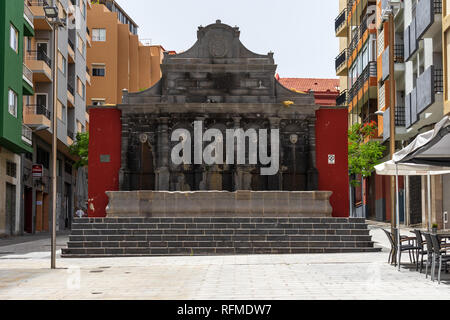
[0,226,449,300]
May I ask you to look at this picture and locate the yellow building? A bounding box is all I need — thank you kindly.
[87,0,164,106]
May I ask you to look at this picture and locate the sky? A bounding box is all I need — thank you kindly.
[115,0,339,79]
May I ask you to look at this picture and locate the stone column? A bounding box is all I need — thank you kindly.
[268,117,281,190]
[156,117,170,191]
[307,117,318,191]
[119,115,130,190]
[232,116,242,190]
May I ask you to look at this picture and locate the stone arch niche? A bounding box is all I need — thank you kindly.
[119,20,319,192]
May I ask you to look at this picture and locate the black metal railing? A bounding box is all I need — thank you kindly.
[86,27,90,36]
[435,68,443,93]
[67,130,75,140]
[395,105,406,126]
[348,62,377,102]
[394,44,404,63]
[28,0,49,6]
[360,14,368,37]
[335,9,347,33]
[67,82,75,95]
[26,50,52,68]
[434,0,442,13]
[335,49,347,71]
[22,125,33,143]
[336,89,348,106]
[68,39,75,51]
[23,64,33,83]
[25,104,51,120]
[348,26,360,57]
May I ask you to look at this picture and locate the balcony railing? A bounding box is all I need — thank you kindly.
[335,9,347,33]
[24,3,34,24]
[86,27,90,35]
[395,105,406,126]
[435,68,443,93]
[434,0,442,13]
[394,44,404,63]
[26,50,51,68]
[23,63,33,84]
[68,82,75,96]
[22,125,33,144]
[336,89,348,106]
[68,39,75,51]
[348,62,377,102]
[25,104,51,120]
[28,0,49,6]
[67,130,75,140]
[335,49,347,71]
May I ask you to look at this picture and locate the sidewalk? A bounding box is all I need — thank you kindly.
[0,232,70,257]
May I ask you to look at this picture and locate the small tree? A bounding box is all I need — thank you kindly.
[348,121,385,186]
[69,132,89,169]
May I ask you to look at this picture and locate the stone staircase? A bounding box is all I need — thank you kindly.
[61,217,381,258]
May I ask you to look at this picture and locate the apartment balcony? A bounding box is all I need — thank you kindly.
[335,8,347,37]
[405,66,443,130]
[68,83,75,108]
[25,50,52,82]
[86,66,91,86]
[67,129,75,146]
[68,39,75,64]
[23,104,52,129]
[28,0,52,30]
[86,27,92,47]
[23,64,34,96]
[22,125,33,146]
[23,3,35,37]
[382,106,407,142]
[335,49,348,76]
[336,89,348,106]
[394,44,404,63]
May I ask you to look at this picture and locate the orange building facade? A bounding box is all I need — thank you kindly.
[86,1,164,106]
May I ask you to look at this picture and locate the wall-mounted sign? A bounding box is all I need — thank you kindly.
[32,164,43,178]
[328,154,336,165]
[100,155,111,163]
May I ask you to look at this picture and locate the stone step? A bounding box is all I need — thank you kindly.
[69,234,373,243]
[61,246,381,257]
[70,229,371,236]
[74,217,366,224]
[71,222,370,231]
[67,240,376,249]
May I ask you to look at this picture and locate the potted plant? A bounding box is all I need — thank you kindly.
[432,224,438,234]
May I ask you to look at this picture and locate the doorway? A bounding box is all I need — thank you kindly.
[5,183,16,235]
[24,187,33,234]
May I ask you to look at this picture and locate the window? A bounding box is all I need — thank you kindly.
[77,34,85,56]
[57,100,66,122]
[92,29,106,42]
[37,147,50,169]
[58,51,66,75]
[8,89,17,117]
[92,64,106,77]
[10,25,18,52]
[6,161,17,178]
[92,99,105,106]
[77,77,85,99]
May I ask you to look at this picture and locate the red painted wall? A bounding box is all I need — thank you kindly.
[315,108,349,217]
[88,107,122,217]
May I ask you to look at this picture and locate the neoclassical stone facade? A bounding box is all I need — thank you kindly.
[118,20,320,192]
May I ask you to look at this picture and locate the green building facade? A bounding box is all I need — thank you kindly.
[0,0,34,154]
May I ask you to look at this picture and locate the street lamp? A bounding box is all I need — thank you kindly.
[382,0,402,269]
[44,6,66,270]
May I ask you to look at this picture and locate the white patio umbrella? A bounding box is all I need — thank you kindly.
[375,116,450,271]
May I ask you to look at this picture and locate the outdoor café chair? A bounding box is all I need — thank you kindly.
[383,229,418,266]
[430,234,450,284]
[413,229,428,273]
